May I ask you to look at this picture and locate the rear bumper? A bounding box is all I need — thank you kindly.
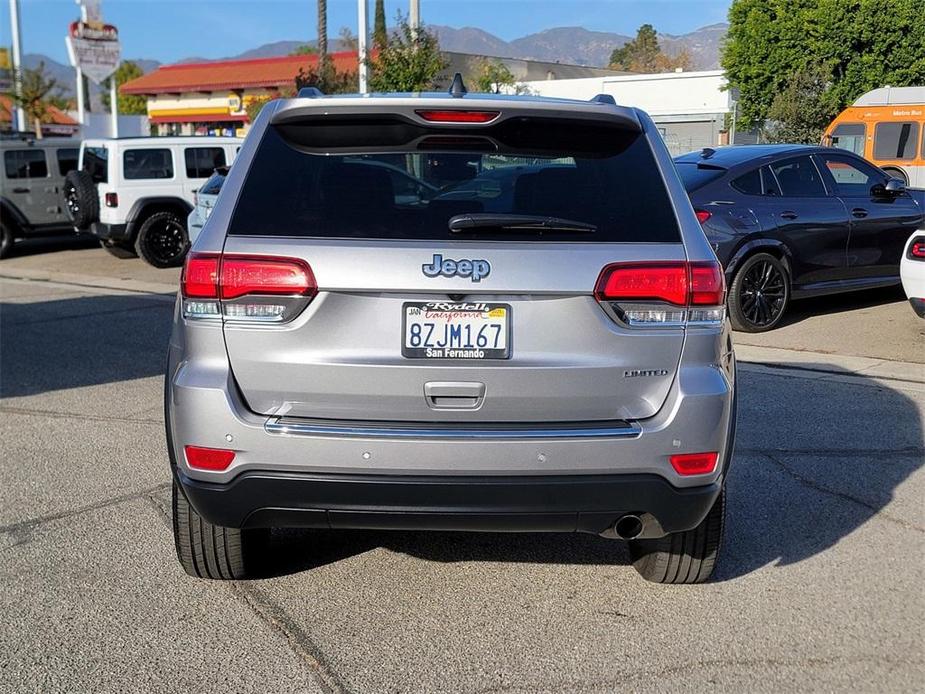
[175,467,722,538]
[909,297,925,318]
[91,221,130,242]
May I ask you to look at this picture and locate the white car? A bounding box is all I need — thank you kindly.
[188,166,228,244]
[901,230,925,318]
[64,136,241,267]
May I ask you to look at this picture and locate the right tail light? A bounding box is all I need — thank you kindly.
[181,253,316,322]
[595,261,726,327]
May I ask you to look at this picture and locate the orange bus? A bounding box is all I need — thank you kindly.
[822,86,924,188]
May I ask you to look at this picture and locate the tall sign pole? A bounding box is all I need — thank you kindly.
[8,0,26,131]
[410,0,420,37]
[357,0,369,94]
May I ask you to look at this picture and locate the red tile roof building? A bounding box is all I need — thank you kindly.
[0,94,79,136]
[120,52,361,136]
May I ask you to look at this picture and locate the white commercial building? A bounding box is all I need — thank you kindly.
[516,70,754,155]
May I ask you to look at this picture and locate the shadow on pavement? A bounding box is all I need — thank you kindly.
[258,367,922,583]
[775,284,906,329]
[0,292,174,398]
[3,234,99,259]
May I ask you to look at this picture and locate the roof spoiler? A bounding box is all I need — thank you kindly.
[297,87,325,98]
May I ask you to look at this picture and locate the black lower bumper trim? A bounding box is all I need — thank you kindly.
[91,221,130,241]
[176,469,721,538]
[910,297,925,318]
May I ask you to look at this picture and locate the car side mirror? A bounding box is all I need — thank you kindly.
[872,178,905,198]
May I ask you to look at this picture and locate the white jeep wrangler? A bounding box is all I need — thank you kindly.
[65,136,241,267]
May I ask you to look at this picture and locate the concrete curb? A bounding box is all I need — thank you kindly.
[0,267,178,297]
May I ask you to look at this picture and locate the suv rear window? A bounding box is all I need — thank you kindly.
[674,162,725,192]
[228,118,681,243]
[82,146,108,183]
[123,148,174,180]
[185,147,226,178]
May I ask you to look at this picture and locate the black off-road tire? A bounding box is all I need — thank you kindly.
[629,488,725,584]
[0,221,13,259]
[727,252,790,333]
[135,210,189,268]
[100,239,138,259]
[63,170,99,229]
[172,481,269,579]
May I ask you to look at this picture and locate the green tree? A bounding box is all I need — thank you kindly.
[722,0,925,130]
[295,63,357,94]
[609,24,690,73]
[763,65,835,143]
[471,58,516,94]
[368,15,447,92]
[101,61,148,115]
[290,44,318,56]
[373,0,388,48]
[9,62,59,138]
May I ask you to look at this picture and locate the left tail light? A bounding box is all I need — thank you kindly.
[595,261,726,327]
[181,253,316,322]
[909,237,925,260]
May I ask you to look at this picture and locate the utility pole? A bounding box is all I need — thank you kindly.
[109,76,118,136]
[410,0,420,32]
[357,0,368,94]
[8,0,26,132]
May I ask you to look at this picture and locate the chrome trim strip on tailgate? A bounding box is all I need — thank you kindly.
[264,417,642,440]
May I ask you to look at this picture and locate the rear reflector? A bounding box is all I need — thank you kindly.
[669,451,718,476]
[694,209,711,224]
[415,109,500,123]
[185,445,235,471]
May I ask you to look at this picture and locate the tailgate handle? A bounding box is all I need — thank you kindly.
[424,381,485,410]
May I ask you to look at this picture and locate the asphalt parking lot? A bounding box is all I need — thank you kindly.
[1,243,923,693]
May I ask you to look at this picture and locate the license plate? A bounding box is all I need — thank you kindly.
[402,302,511,359]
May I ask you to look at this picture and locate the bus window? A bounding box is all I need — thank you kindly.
[874,122,919,160]
[830,123,865,156]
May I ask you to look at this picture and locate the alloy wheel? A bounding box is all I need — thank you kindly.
[739,260,786,327]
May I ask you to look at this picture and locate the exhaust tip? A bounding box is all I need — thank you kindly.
[614,514,643,540]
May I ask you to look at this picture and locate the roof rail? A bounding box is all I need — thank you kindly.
[297,87,325,98]
[449,73,468,98]
[589,93,616,105]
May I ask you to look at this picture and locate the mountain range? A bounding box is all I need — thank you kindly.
[26,22,727,106]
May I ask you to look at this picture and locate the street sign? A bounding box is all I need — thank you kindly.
[65,18,121,84]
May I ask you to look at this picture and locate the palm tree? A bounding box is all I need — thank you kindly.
[10,62,59,139]
[373,0,388,48]
[317,0,329,76]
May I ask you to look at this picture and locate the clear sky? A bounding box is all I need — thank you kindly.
[1,0,731,65]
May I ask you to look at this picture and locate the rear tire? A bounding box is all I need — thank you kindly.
[0,221,13,259]
[629,488,725,584]
[172,481,269,579]
[100,239,138,259]
[135,211,189,268]
[63,170,99,229]
[728,252,790,332]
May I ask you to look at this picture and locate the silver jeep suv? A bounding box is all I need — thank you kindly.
[166,83,737,584]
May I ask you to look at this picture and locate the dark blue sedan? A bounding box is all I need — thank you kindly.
[675,145,924,332]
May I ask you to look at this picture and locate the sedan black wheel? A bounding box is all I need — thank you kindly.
[135,211,189,268]
[728,252,790,332]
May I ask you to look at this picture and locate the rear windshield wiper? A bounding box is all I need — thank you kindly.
[448,213,597,234]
